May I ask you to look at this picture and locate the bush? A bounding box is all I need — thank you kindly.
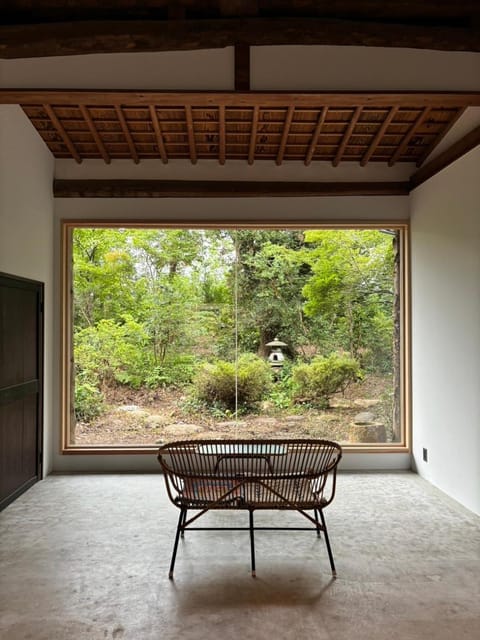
[291,352,362,408]
[145,354,197,389]
[193,353,272,411]
[74,372,105,421]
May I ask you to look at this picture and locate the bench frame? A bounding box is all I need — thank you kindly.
[157,438,342,578]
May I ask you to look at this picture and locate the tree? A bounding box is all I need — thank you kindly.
[302,230,394,372]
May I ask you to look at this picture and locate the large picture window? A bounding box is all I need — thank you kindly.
[61,223,409,452]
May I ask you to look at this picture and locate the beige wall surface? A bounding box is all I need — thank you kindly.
[0,105,55,475]
[411,147,480,515]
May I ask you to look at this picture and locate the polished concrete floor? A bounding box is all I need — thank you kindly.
[0,472,479,640]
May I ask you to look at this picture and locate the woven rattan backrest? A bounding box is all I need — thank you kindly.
[158,439,342,481]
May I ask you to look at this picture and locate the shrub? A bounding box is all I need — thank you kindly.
[193,353,272,411]
[74,371,105,421]
[145,354,197,389]
[291,352,362,408]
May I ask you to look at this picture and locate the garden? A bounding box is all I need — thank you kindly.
[71,227,401,446]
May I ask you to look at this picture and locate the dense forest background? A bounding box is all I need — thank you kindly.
[72,228,399,443]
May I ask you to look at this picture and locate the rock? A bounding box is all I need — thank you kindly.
[353,411,376,424]
[216,420,247,428]
[353,398,381,408]
[163,423,202,437]
[284,415,304,423]
[118,404,139,412]
[349,422,386,443]
[146,415,168,427]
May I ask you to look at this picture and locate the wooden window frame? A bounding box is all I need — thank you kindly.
[61,220,410,455]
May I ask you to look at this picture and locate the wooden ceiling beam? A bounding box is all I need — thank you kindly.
[360,106,398,167]
[410,124,480,189]
[304,107,328,166]
[248,105,259,165]
[115,105,139,164]
[43,104,81,163]
[234,44,250,91]
[79,105,110,164]
[8,91,480,108]
[415,106,467,167]
[219,105,226,165]
[149,105,168,164]
[276,106,295,166]
[53,179,410,198]
[333,106,362,167]
[185,105,197,164]
[389,106,431,166]
[1,17,479,59]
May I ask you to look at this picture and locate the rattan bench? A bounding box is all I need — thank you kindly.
[157,438,342,578]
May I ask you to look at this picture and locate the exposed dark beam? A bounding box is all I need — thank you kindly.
[5,90,480,108]
[53,179,410,198]
[1,17,479,59]
[410,124,480,189]
[234,44,250,91]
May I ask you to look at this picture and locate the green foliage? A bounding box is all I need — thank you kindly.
[74,315,150,389]
[74,372,105,422]
[301,230,394,373]
[193,353,272,411]
[291,352,363,408]
[144,355,197,388]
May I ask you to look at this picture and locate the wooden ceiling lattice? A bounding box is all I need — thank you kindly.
[18,92,479,166]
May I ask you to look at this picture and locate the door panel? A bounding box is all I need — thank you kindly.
[0,273,43,510]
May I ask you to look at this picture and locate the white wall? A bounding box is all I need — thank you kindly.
[411,147,480,515]
[0,105,55,475]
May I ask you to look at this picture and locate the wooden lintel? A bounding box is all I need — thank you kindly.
[1,18,479,59]
[6,91,480,109]
[234,44,250,91]
[409,124,480,190]
[53,179,410,198]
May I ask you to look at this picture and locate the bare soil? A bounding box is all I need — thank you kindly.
[74,376,393,446]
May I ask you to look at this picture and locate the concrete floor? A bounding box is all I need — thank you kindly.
[0,472,479,640]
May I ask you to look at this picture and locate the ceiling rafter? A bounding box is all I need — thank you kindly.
[149,105,168,164]
[7,90,478,167]
[79,104,110,164]
[115,106,139,165]
[43,104,81,164]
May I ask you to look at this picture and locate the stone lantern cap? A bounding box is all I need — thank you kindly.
[265,337,287,348]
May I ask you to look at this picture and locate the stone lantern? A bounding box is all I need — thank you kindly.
[265,337,287,372]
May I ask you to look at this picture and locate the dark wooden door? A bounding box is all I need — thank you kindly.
[0,273,44,510]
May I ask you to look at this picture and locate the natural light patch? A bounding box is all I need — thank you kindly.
[68,226,405,448]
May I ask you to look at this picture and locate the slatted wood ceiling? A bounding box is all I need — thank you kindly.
[20,95,469,166]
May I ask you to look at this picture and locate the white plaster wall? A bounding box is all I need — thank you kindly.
[0,105,55,475]
[411,147,480,515]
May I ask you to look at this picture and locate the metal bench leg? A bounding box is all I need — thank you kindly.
[249,509,256,578]
[180,508,187,538]
[319,509,336,577]
[169,507,186,580]
[314,508,322,538]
